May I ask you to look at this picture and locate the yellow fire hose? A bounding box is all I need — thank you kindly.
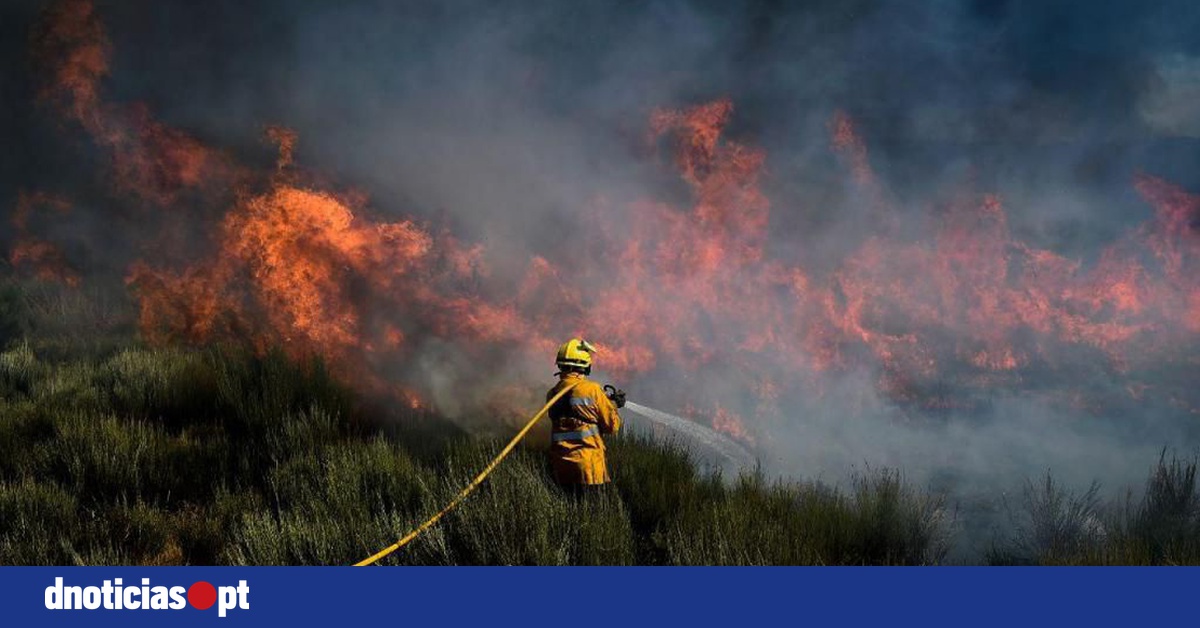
[354,382,578,566]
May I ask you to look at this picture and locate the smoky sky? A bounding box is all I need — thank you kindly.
[5,0,1200,256]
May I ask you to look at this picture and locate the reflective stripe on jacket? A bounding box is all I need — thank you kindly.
[546,373,621,485]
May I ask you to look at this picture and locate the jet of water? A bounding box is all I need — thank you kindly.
[623,401,756,469]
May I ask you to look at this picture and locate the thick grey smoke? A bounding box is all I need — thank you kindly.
[4,0,1200,558]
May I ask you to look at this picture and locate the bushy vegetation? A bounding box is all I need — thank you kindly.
[0,339,952,566]
[0,279,955,565]
[990,454,1200,565]
[5,278,1195,566]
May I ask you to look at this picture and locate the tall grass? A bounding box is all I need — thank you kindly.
[0,330,953,565]
[27,278,1197,566]
[988,453,1200,565]
[0,280,957,565]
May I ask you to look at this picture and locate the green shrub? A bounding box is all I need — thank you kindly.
[171,489,263,565]
[1002,473,1103,564]
[566,487,637,566]
[212,349,353,479]
[36,361,107,414]
[226,435,429,566]
[0,479,78,565]
[76,500,176,566]
[49,413,174,504]
[0,399,55,481]
[987,457,1200,565]
[96,348,217,425]
[1134,454,1200,562]
[441,446,575,565]
[844,470,950,564]
[0,342,42,398]
[608,435,714,535]
[660,470,948,566]
[224,508,416,566]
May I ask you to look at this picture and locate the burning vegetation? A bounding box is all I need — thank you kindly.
[15,0,1198,447]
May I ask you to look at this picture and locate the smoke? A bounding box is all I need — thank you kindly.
[5,0,1200,557]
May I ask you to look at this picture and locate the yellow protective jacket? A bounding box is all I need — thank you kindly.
[546,372,622,485]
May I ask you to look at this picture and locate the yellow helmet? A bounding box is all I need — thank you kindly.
[555,338,596,371]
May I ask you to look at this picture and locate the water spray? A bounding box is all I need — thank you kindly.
[622,400,756,469]
[601,384,755,468]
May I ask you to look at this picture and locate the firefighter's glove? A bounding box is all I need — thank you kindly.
[604,385,627,409]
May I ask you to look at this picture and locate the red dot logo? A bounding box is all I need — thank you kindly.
[188,581,217,610]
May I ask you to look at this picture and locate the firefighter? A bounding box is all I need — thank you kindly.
[546,338,625,487]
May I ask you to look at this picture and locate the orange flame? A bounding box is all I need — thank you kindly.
[33,0,232,206]
[9,192,79,287]
[17,0,1200,439]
